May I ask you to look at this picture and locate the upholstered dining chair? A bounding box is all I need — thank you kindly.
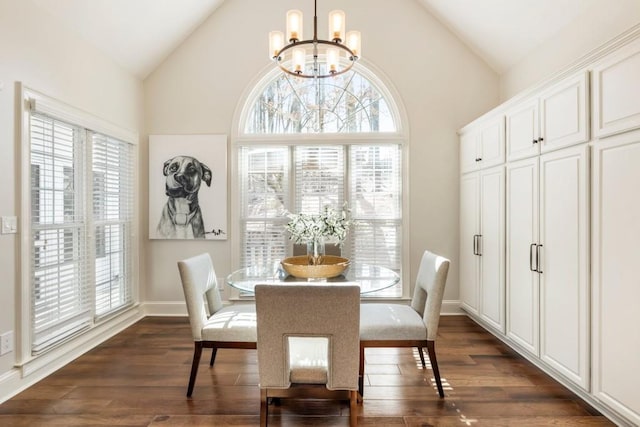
[255,284,360,427]
[359,250,450,398]
[177,253,257,397]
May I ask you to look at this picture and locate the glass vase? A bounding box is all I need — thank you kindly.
[306,238,325,265]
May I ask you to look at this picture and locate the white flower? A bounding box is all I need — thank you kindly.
[283,204,354,247]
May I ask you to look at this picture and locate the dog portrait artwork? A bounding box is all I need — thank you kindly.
[157,155,211,239]
[149,135,227,240]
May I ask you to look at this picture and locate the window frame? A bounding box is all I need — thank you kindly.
[231,63,410,299]
[17,84,140,367]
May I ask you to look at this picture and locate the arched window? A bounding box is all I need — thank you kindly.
[237,64,405,297]
[244,69,397,134]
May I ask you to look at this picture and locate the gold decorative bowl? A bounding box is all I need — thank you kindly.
[281,255,350,279]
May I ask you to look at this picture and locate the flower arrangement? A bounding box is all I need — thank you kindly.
[283,204,354,247]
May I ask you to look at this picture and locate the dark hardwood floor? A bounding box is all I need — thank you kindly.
[0,316,613,426]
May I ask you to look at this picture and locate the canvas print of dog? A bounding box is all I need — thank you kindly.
[157,155,212,239]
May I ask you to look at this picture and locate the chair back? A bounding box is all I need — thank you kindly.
[177,253,224,341]
[410,250,450,341]
[255,284,360,391]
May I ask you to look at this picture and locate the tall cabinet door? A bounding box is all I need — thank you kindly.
[539,145,590,390]
[459,173,480,314]
[592,132,640,425]
[506,157,539,355]
[479,166,505,332]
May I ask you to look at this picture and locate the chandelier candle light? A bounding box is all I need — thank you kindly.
[268,0,362,78]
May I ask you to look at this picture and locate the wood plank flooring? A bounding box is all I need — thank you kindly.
[0,316,613,426]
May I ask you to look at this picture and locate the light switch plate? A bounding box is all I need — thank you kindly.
[1,216,17,234]
[0,331,13,355]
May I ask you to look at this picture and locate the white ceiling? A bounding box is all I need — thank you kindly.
[31,0,225,79]
[30,0,598,79]
[418,0,600,73]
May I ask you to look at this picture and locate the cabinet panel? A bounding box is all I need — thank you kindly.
[593,38,640,138]
[479,116,505,169]
[479,167,505,332]
[459,173,480,314]
[506,98,539,161]
[460,131,479,174]
[506,157,539,355]
[539,145,589,390]
[592,132,640,425]
[540,71,589,153]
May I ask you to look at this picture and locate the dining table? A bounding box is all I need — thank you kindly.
[226,261,400,295]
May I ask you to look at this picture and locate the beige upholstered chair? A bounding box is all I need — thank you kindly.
[359,250,450,398]
[255,284,360,427]
[177,253,257,397]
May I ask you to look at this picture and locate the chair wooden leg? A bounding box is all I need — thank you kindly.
[349,390,358,427]
[209,347,218,366]
[426,340,445,398]
[260,388,268,427]
[187,342,203,397]
[358,344,365,397]
[417,346,426,367]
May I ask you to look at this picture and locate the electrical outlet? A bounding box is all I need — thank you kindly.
[0,331,13,355]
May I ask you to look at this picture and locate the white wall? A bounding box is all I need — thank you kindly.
[500,0,640,100]
[143,0,499,307]
[0,0,142,377]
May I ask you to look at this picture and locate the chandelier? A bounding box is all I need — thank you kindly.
[268,0,362,79]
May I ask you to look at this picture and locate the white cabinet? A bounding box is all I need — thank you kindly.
[459,173,480,314]
[592,37,640,138]
[506,157,539,355]
[459,166,505,332]
[538,145,590,390]
[506,145,589,390]
[459,116,505,174]
[592,131,640,425]
[506,72,589,162]
[505,98,539,161]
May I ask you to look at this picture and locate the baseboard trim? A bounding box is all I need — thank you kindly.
[142,301,188,317]
[441,300,464,315]
[142,299,463,316]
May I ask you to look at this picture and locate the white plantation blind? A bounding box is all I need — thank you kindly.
[349,145,402,268]
[294,146,345,214]
[28,99,137,355]
[240,146,289,269]
[30,114,91,353]
[92,133,134,318]
[238,143,403,296]
[349,145,402,296]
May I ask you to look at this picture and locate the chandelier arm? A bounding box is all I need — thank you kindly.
[275,41,357,79]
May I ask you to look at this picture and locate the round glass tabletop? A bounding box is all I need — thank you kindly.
[226,261,400,295]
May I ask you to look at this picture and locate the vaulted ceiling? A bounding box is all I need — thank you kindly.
[31,0,601,79]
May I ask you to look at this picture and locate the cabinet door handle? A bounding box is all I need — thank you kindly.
[476,235,482,256]
[533,139,538,144]
[536,244,543,273]
[538,137,544,142]
[473,235,478,255]
[529,243,537,271]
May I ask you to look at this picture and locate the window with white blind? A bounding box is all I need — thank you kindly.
[27,93,136,355]
[239,144,402,296]
[239,65,405,297]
